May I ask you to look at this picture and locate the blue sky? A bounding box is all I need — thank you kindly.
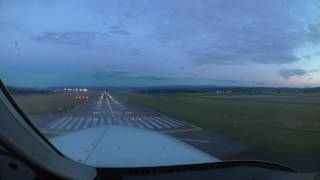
[1,0,320,87]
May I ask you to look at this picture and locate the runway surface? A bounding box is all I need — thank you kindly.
[44,93,199,133]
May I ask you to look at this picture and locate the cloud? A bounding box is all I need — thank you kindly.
[92,70,131,79]
[187,25,301,65]
[109,25,129,36]
[109,29,129,36]
[143,0,318,65]
[127,48,141,55]
[88,69,242,86]
[307,23,320,43]
[31,31,109,47]
[91,69,169,80]
[279,69,307,80]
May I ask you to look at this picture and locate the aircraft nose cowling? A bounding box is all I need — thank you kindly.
[49,125,220,168]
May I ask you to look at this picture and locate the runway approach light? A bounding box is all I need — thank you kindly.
[75,95,89,100]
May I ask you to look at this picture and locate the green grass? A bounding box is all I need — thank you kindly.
[123,93,320,156]
[12,93,95,114]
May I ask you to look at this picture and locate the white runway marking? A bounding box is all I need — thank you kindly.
[144,117,164,129]
[139,117,154,129]
[161,116,185,126]
[73,117,85,130]
[50,117,67,129]
[47,94,195,132]
[65,117,79,130]
[57,117,73,130]
[134,120,145,129]
[149,117,171,128]
[154,116,180,128]
[106,93,115,117]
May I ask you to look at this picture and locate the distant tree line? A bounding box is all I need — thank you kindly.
[135,86,320,94]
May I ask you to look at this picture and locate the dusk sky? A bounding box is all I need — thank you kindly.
[1,0,320,87]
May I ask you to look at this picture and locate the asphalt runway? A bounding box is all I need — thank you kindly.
[43,93,199,133]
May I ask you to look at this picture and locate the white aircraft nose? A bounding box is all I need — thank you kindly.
[50,126,219,168]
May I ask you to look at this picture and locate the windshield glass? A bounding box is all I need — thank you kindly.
[1,0,320,171]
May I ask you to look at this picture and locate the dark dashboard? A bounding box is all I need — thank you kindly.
[0,153,317,180]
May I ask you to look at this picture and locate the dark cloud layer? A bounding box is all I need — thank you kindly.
[91,69,172,81]
[187,26,302,65]
[92,70,131,79]
[279,69,307,80]
[89,69,240,85]
[143,0,320,65]
[109,25,129,36]
[31,31,109,47]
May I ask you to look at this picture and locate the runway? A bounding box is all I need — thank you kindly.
[44,92,199,133]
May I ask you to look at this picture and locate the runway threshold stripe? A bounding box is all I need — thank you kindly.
[61,118,75,130]
[155,116,180,127]
[65,117,79,130]
[134,120,145,129]
[134,118,148,129]
[141,117,156,129]
[161,117,185,126]
[50,117,67,129]
[145,117,164,129]
[149,117,171,128]
[130,117,145,129]
[56,117,73,130]
[73,117,85,130]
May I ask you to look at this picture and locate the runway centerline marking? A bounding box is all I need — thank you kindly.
[106,93,115,118]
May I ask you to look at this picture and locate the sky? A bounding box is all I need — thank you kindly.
[0,0,320,87]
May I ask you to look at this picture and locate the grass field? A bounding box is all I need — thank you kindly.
[12,93,94,114]
[123,93,320,156]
